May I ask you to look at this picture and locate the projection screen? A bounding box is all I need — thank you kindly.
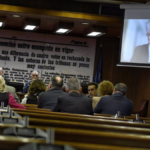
[119,4,150,67]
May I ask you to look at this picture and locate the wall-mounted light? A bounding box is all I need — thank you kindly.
[23,18,40,31]
[12,15,21,18]
[85,25,107,37]
[55,22,74,34]
[82,22,90,25]
[0,16,6,28]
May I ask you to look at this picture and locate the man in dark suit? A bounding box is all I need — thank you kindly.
[52,78,93,115]
[23,70,39,93]
[38,76,67,109]
[130,44,148,63]
[94,83,133,116]
[130,20,150,63]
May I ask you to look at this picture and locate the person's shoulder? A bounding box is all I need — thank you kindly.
[93,96,101,102]
[135,44,148,50]
[25,81,31,85]
[125,97,133,104]
[101,95,111,100]
[82,95,92,102]
[58,93,69,99]
[6,85,15,91]
[39,91,47,97]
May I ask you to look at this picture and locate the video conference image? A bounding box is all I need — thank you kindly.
[120,19,150,64]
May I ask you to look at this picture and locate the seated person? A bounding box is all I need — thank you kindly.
[21,80,46,104]
[80,82,88,96]
[92,80,114,109]
[0,76,25,109]
[6,85,20,104]
[0,67,8,84]
[38,76,67,109]
[88,82,98,98]
[94,83,133,116]
[23,70,39,93]
[52,77,93,115]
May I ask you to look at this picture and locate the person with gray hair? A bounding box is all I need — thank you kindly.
[53,77,93,115]
[130,20,150,63]
[23,70,39,93]
[94,83,133,116]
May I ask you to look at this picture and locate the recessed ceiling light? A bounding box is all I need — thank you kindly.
[12,15,21,18]
[24,25,36,30]
[56,28,69,34]
[82,23,90,25]
[87,32,104,37]
[0,22,3,27]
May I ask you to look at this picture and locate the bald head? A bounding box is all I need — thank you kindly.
[50,76,63,88]
[0,68,3,75]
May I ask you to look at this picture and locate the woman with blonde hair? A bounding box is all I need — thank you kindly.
[0,76,25,109]
[92,80,114,109]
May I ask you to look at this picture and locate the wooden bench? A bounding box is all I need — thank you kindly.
[1,122,150,149]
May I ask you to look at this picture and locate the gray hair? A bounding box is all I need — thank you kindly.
[66,78,80,91]
[31,70,39,75]
[114,83,128,95]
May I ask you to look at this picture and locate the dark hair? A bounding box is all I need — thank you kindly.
[81,82,88,94]
[88,82,98,89]
[28,80,46,96]
[114,83,128,95]
[51,76,63,88]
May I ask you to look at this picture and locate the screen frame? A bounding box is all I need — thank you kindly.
[118,9,150,68]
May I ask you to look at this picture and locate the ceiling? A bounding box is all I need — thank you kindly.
[0,0,148,38]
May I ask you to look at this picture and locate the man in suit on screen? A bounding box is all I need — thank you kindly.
[130,20,150,63]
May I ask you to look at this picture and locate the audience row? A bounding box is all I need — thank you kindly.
[0,69,133,116]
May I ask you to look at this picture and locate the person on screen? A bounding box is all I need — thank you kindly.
[130,20,150,63]
[23,70,39,93]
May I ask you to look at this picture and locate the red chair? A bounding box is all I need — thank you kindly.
[132,99,149,117]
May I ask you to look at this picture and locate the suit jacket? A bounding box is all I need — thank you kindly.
[94,93,133,116]
[6,85,20,104]
[38,88,67,109]
[52,92,93,115]
[23,81,31,93]
[130,44,148,63]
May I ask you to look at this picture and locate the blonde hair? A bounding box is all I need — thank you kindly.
[0,75,6,93]
[98,80,114,96]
